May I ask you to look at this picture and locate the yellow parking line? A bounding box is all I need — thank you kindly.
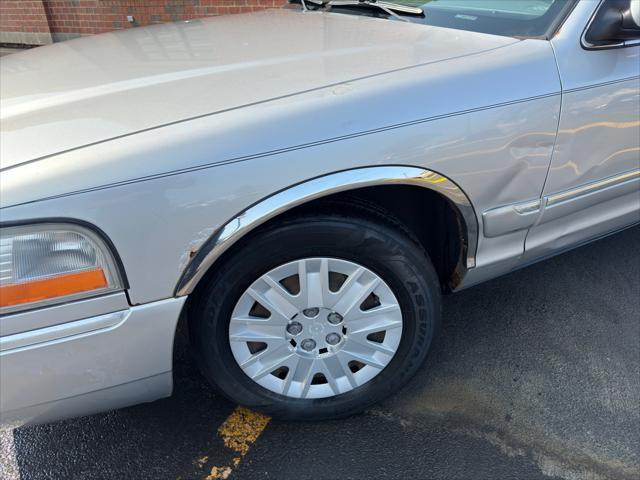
[205,406,271,480]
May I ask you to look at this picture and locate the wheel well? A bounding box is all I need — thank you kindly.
[178,184,467,369]
[192,184,466,297]
[291,185,465,291]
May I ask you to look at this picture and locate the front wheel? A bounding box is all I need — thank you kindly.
[190,210,441,420]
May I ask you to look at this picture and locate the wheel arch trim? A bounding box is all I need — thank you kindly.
[174,166,478,297]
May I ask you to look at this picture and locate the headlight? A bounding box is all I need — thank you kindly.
[0,223,124,314]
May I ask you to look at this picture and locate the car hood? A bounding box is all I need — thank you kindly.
[0,8,516,169]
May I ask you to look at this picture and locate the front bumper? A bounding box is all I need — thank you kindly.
[0,296,186,426]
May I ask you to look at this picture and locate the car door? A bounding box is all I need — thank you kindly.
[524,0,640,260]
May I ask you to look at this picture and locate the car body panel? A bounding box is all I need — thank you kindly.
[524,0,640,261]
[0,9,517,169]
[1,1,639,425]
[0,33,556,209]
[1,29,562,306]
[0,293,129,337]
[0,297,185,425]
[0,93,561,304]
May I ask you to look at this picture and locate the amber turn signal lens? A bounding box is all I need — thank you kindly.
[0,268,108,309]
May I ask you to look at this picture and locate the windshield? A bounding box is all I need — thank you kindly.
[336,0,576,38]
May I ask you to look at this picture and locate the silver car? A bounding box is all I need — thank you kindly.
[1,0,639,424]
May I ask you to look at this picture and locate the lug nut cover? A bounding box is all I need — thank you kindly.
[303,308,320,318]
[300,339,316,351]
[326,333,341,345]
[327,312,343,325]
[286,321,303,335]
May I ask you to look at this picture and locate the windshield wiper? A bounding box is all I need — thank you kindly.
[294,0,423,22]
[328,0,423,19]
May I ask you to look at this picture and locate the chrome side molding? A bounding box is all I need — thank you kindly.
[482,169,640,237]
[542,169,640,224]
[175,166,479,296]
[546,170,640,207]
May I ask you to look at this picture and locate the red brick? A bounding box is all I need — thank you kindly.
[1,0,287,40]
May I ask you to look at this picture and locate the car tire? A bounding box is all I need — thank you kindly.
[189,206,442,420]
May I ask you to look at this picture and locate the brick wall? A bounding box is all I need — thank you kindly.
[0,0,287,46]
[0,1,53,44]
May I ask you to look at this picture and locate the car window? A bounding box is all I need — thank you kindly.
[396,0,575,38]
[422,0,557,18]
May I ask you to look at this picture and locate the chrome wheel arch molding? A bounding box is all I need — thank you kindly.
[175,166,478,297]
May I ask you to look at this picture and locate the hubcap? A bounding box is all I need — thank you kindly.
[229,258,403,399]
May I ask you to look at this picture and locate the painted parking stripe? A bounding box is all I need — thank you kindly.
[205,406,271,480]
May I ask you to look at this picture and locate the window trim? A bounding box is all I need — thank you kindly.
[544,0,580,40]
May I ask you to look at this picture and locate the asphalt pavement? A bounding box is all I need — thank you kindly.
[1,226,639,480]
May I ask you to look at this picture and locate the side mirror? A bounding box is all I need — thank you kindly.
[585,0,640,47]
[625,0,640,27]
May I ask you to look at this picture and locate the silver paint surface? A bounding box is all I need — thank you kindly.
[0,9,516,169]
[0,33,562,302]
[1,2,638,424]
[0,297,185,425]
[0,293,129,337]
[523,0,640,260]
[0,310,128,352]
